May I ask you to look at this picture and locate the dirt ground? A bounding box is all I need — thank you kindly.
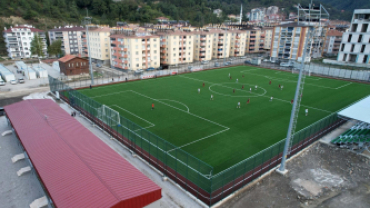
[221,142,370,208]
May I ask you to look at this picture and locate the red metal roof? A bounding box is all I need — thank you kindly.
[4,99,161,208]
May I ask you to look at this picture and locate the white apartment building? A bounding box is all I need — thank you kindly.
[337,9,370,64]
[158,30,194,65]
[270,23,327,62]
[323,30,343,56]
[48,26,85,56]
[110,29,160,70]
[82,26,111,65]
[3,25,47,59]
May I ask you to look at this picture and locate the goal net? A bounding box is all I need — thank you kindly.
[96,105,120,127]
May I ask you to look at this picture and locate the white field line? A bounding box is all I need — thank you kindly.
[111,105,155,131]
[89,89,230,152]
[179,75,333,113]
[157,99,190,112]
[240,69,352,89]
[90,90,130,98]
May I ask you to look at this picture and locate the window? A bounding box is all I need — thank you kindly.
[363,55,368,63]
[136,58,139,61]
[351,44,355,52]
[105,49,108,52]
[351,24,358,32]
[136,45,138,49]
[341,44,345,51]
[358,35,363,43]
[136,64,139,67]
[361,24,369,32]
[361,45,366,53]
[136,51,138,55]
[69,63,71,67]
[348,35,352,42]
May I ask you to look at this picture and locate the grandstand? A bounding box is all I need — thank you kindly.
[332,95,370,152]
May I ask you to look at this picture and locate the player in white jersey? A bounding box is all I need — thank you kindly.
[255,85,258,90]
[305,109,308,116]
[281,85,284,90]
[270,97,273,102]
[237,102,241,108]
[198,88,200,94]
[236,79,238,83]
[250,88,252,93]
[210,94,214,100]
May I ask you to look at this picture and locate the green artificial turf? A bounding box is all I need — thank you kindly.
[79,66,370,173]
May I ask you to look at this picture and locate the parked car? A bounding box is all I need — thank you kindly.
[240,56,247,59]
[157,66,163,70]
[10,80,17,85]
[96,63,102,68]
[0,80,5,86]
[18,78,25,84]
[134,69,144,74]
[214,62,220,67]
[229,58,235,61]
[270,59,280,64]
[201,61,209,65]
[146,67,155,71]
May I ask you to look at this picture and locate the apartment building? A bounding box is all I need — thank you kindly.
[209,29,231,59]
[270,23,327,62]
[48,26,85,56]
[157,29,194,65]
[82,26,111,65]
[229,30,247,57]
[193,30,216,61]
[337,9,370,64]
[323,30,343,56]
[3,25,47,59]
[110,29,160,70]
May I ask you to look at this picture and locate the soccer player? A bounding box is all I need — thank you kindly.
[291,99,294,104]
[90,84,92,89]
[269,80,271,85]
[278,84,281,88]
[230,76,232,80]
[250,88,252,93]
[203,82,205,87]
[152,103,155,110]
[237,102,241,108]
[198,88,200,94]
[242,85,244,89]
[270,97,273,102]
[247,98,250,104]
[305,109,308,116]
[229,73,230,77]
[281,85,284,90]
[233,89,235,93]
[242,74,245,78]
[210,94,214,100]
[236,79,238,83]
[255,85,258,90]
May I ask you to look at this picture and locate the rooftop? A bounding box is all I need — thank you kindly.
[4,99,162,208]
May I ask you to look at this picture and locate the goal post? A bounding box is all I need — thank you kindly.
[98,105,120,127]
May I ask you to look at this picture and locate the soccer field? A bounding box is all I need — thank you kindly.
[79,66,370,173]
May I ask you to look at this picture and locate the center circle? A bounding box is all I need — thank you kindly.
[208,83,267,98]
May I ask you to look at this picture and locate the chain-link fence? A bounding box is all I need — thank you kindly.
[49,70,344,206]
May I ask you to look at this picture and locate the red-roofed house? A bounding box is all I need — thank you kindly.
[3,25,47,59]
[58,55,89,76]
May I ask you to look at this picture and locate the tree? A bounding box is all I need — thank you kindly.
[30,34,45,61]
[47,40,62,57]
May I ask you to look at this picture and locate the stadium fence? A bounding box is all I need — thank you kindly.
[49,70,345,206]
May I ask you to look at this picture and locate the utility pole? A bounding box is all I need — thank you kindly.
[82,9,94,85]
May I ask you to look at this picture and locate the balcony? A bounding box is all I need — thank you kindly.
[235,45,240,48]
[218,36,223,39]
[200,48,205,51]
[217,55,223,59]
[200,37,206,41]
[236,36,241,39]
[200,43,206,46]
[161,39,166,42]
[160,49,166,53]
[123,54,128,58]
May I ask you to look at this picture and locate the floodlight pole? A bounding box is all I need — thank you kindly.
[278,27,313,174]
[83,10,94,85]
